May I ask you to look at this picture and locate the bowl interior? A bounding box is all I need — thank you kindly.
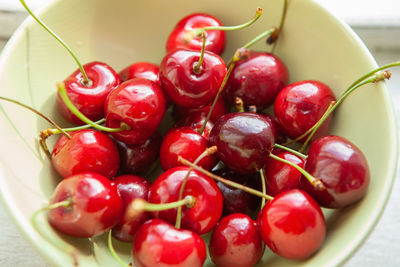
[0,0,397,266]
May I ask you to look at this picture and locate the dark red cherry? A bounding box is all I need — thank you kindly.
[113,131,162,175]
[300,135,370,208]
[118,62,160,84]
[224,51,288,109]
[51,129,120,179]
[260,113,287,144]
[209,213,264,267]
[213,168,259,216]
[258,189,326,260]
[149,166,223,235]
[166,13,225,55]
[47,172,122,238]
[105,78,166,145]
[112,175,152,242]
[274,80,336,141]
[174,113,214,139]
[57,61,120,125]
[133,219,206,267]
[264,148,305,196]
[160,49,227,108]
[210,112,275,174]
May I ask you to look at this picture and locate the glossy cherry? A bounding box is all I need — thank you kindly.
[47,172,122,238]
[51,129,120,179]
[166,13,225,55]
[210,112,275,174]
[105,78,166,145]
[118,62,160,84]
[260,113,287,144]
[274,80,336,141]
[174,113,214,139]
[149,166,223,235]
[258,189,326,260]
[224,51,288,109]
[159,48,227,108]
[57,61,120,125]
[133,219,207,267]
[300,135,370,208]
[113,131,161,175]
[112,175,152,242]
[264,148,305,196]
[209,213,264,267]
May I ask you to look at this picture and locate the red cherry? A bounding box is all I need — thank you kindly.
[47,172,122,238]
[149,166,223,235]
[264,148,305,196]
[274,80,336,141]
[51,129,120,179]
[258,189,326,260]
[300,135,370,208]
[133,219,206,267]
[209,213,264,267]
[105,78,166,145]
[57,61,120,125]
[118,62,160,84]
[166,13,225,55]
[210,112,275,174]
[224,51,289,109]
[160,127,216,171]
[173,113,214,139]
[113,131,162,175]
[160,48,227,108]
[112,175,152,242]
[260,113,287,144]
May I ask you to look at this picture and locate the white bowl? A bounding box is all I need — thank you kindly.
[0,0,397,266]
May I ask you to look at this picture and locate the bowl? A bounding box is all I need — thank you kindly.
[0,0,397,266]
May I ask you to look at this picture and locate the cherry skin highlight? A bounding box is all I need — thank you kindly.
[166,13,225,55]
[51,129,120,179]
[300,135,370,208]
[57,61,120,125]
[47,172,122,238]
[133,219,207,267]
[209,213,264,267]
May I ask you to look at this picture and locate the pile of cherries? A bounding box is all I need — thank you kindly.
[14,1,387,266]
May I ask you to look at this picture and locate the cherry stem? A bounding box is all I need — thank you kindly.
[242,27,277,50]
[107,230,130,267]
[192,7,263,36]
[259,169,267,209]
[234,97,245,112]
[274,143,307,159]
[57,82,130,132]
[19,0,90,85]
[248,105,257,113]
[269,153,325,190]
[175,146,217,229]
[270,0,288,52]
[193,32,206,74]
[178,156,274,201]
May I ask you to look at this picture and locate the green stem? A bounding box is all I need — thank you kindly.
[270,0,288,52]
[57,83,130,132]
[274,143,307,159]
[242,27,277,50]
[193,32,206,74]
[259,169,266,209]
[107,231,130,267]
[19,0,89,85]
[235,97,245,112]
[269,153,325,190]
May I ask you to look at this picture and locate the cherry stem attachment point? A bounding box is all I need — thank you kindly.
[178,156,274,201]
[193,32,206,74]
[107,230,130,267]
[19,0,90,85]
[274,143,307,159]
[269,153,325,190]
[259,169,267,209]
[57,82,130,132]
[235,97,245,112]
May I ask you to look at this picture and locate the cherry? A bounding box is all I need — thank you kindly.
[112,175,152,242]
[173,113,214,139]
[118,62,160,84]
[274,80,336,142]
[51,129,120,179]
[105,78,166,145]
[210,112,275,174]
[258,189,326,260]
[259,113,287,144]
[209,213,264,267]
[224,51,289,109]
[148,166,223,235]
[133,219,206,267]
[159,48,227,108]
[47,172,122,238]
[300,135,370,208]
[113,131,162,175]
[166,13,225,55]
[264,148,305,196]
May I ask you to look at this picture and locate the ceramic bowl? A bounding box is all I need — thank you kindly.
[0,0,397,266]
